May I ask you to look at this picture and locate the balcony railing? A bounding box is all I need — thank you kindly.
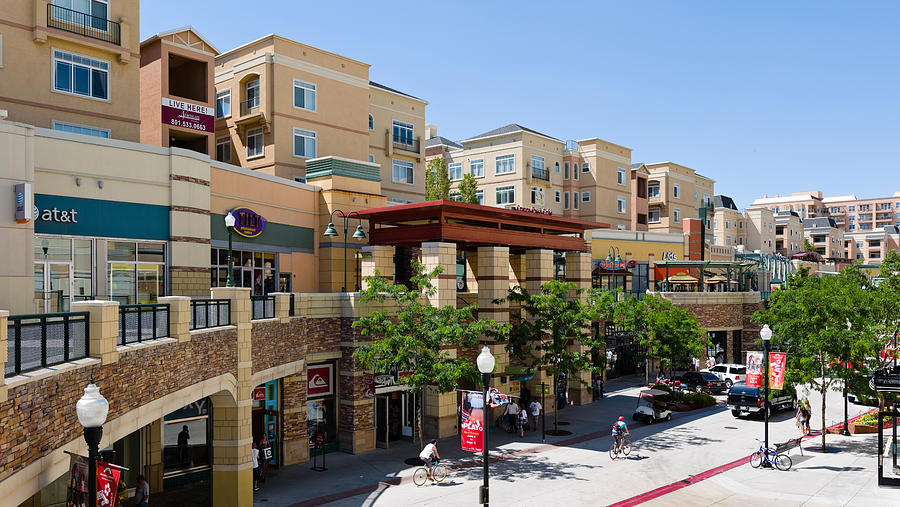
[251,295,275,320]
[392,136,420,154]
[531,167,550,181]
[189,299,231,331]
[47,4,121,46]
[119,304,170,345]
[5,312,90,377]
[240,98,260,117]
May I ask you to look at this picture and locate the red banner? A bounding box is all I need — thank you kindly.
[96,461,120,507]
[460,391,484,452]
[746,351,764,388]
[363,374,375,398]
[769,352,787,390]
[66,455,121,507]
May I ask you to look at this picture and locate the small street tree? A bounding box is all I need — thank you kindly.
[353,262,502,448]
[499,280,609,433]
[425,158,451,201]
[862,250,900,408]
[457,173,480,204]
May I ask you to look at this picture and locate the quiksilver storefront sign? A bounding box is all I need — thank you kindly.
[229,207,267,238]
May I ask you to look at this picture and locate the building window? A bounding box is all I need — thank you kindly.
[392,159,414,184]
[495,154,515,175]
[848,205,855,212]
[574,163,580,180]
[694,191,698,201]
[216,89,231,118]
[703,193,710,205]
[107,241,166,304]
[617,167,626,185]
[245,79,260,109]
[475,189,484,205]
[52,0,109,29]
[246,128,264,159]
[848,224,856,230]
[673,183,680,199]
[52,121,109,138]
[294,176,306,183]
[739,221,743,229]
[531,187,545,206]
[582,192,591,203]
[0,33,3,67]
[392,120,414,146]
[470,159,484,177]
[726,220,730,229]
[368,114,374,130]
[739,237,743,245]
[563,192,571,209]
[617,196,626,213]
[292,128,316,158]
[573,192,580,210]
[649,208,660,223]
[673,208,681,222]
[215,137,231,163]
[564,162,570,179]
[714,219,718,228]
[293,80,317,111]
[581,163,589,173]
[531,155,545,177]
[496,185,515,205]
[726,237,731,245]
[53,49,109,100]
[448,162,462,181]
[555,162,560,173]
[555,190,561,203]
[368,154,375,163]
[648,182,659,198]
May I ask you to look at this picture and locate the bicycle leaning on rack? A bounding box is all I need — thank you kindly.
[750,439,792,471]
[609,436,633,460]
[413,458,448,486]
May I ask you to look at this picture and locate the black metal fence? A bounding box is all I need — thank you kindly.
[189,299,231,330]
[251,295,275,320]
[119,304,169,345]
[47,4,121,46]
[5,312,89,377]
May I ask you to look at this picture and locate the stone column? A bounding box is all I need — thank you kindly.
[158,296,190,342]
[361,245,394,289]
[338,316,375,453]
[421,242,457,308]
[281,372,308,465]
[209,287,253,507]
[143,419,163,494]
[271,293,291,323]
[477,247,510,386]
[565,251,593,406]
[71,300,119,364]
[0,310,7,403]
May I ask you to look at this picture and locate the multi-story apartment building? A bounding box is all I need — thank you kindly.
[751,190,900,233]
[773,211,804,257]
[645,162,715,234]
[743,207,776,254]
[802,217,845,258]
[712,195,746,248]
[368,81,427,205]
[844,226,900,263]
[563,138,641,231]
[0,0,141,140]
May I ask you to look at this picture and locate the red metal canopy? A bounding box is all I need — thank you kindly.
[356,200,608,252]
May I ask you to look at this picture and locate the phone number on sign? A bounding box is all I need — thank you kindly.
[169,119,208,131]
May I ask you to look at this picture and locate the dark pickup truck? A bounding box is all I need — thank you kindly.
[726,383,796,418]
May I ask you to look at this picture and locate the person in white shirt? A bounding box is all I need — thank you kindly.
[251,442,260,491]
[505,401,520,433]
[529,399,542,433]
[419,439,440,470]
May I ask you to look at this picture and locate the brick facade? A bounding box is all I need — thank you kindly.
[170,268,212,297]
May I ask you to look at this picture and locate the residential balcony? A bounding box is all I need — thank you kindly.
[392,135,420,154]
[531,167,550,181]
[240,98,260,118]
[47,3,121,46]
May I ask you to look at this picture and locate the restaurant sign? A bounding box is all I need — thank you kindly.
[161,97,214,132]
[228,207,267,238]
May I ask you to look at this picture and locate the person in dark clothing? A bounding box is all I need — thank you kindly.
[177,425,190,465]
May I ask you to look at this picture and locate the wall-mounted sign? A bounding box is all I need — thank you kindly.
[34,194,169,240]
[253,387,267,401]
[662,252,678,261]
[308,364,333,397]
[161,97,215,132]
[228,207,267,238]
[512,205,553,215]
[597,259,626,270]
[364,374,375,398]
[15,183,33,224]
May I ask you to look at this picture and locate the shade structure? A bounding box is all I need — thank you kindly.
[705,275,728,283]
[666,274,698,283]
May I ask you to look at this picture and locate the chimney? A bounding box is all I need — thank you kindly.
[425,124,438,139]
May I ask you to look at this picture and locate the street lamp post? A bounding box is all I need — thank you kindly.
[476,346,495,507]
[842,319,852,436]
[225,212,236,287]
[323,210,366,292]
[760,324,772,468]
[76,378,109,507]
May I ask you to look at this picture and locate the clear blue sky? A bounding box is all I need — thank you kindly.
[141,1,900,210]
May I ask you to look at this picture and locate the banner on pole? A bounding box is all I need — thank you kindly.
[769,352,787,390]
[746,351,764,388]
[460,391,484,453]
[65,455,122,507]
[66,454,88,507]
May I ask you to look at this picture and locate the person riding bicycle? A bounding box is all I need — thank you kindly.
[419,439,441,471]
[612,416,630,452]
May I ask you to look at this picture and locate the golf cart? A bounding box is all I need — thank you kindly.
[632,389,672,424]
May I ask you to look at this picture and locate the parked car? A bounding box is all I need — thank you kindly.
[679,372,727,394]
[726,382,797,418]
[702,363,747,388]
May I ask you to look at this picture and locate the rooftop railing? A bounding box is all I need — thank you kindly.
[47,4,121,46]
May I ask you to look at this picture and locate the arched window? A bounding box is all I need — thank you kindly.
[555,161,560,173]
[368,114,374,130]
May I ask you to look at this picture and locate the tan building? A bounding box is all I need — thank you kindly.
[563,138,638,231]
[773,211,803,257]
[645,162,715,234]
[844,226,900,262]
[712,195,746,248]
[368,82,427,205]
[802,217,845,259]
[742,207,776,254]
[751,190,900,234]
[0,0,141,141]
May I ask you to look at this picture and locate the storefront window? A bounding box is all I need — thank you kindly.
[163,398,211,475]
[108,241,165,304]
[306,363,337,452]
[210,247,277,294]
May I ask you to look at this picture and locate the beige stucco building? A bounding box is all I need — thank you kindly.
[367,82,427,205]
[742,207,776,254]
[802,217,845,259]
[712,195,746,248]
[0,0,141,141]
[645,162,715,234]
[773,211,803,257]
[751,190,900,235]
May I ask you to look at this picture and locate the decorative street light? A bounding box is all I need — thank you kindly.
[841,319,852,437]
[225,211,236,287]
[476,346,495,507]
[323,209,366,292]
[76,378,109,507]
[760,324,772,468]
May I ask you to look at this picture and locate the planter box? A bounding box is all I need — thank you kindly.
[849,423,879,434]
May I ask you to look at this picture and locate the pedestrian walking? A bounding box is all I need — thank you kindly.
[529,399,542,432]
[177,425,190,466]
[134,475,149,507]
[518,407,528,437]
[260,434,272,481]
[799,400,812,435]
[505,400,520,433]
[251,442,260,491]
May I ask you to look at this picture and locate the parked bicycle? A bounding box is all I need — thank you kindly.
[750,439,792,471]
[609,437,633,460]
[413,458,448,486]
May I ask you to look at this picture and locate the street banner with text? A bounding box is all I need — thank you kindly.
[460,391,484,452]
[746,351,764,388]
[769,352,787,390]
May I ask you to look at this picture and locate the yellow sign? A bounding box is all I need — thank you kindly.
[507,380,521,398]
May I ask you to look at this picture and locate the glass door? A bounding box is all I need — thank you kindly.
[401,391,415,438]
[33,262,73,312]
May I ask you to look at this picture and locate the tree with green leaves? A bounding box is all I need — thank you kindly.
[457,173,480,204]
[425,158,451,201]
[353,262,502,448]
[498,281,611,433]
[613,293,708,383]
[803,238,817,253]
[862,250,900,407]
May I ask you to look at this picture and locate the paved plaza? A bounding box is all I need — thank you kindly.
[248,377,897,506]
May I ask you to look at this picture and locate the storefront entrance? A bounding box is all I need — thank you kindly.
[374,372,416,449]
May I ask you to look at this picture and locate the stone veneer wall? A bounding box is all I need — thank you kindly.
[170,268,212,297]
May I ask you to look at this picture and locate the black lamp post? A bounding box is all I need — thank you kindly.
[225,211,236,287]
[76,378,109,507]
[842,319,852,436]
[476,346,495,506]
[760,324,772,468]
[323,209,366,292]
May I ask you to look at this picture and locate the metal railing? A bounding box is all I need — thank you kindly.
[289,293,296,316]
[6,312,89,377]
[392,136,420,154]
[531,167,550,181]
[240,98,260,116]
[189,299,231,330]
[760,291,772,301]
[47,4,121,46]
[251,295,275,320]
[119,304,170,345]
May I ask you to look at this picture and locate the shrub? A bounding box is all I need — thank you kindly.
[853,413,894,426]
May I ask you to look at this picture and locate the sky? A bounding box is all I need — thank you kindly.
[141,1,900,210]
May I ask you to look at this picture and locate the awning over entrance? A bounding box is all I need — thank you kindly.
[356,200,608,252]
